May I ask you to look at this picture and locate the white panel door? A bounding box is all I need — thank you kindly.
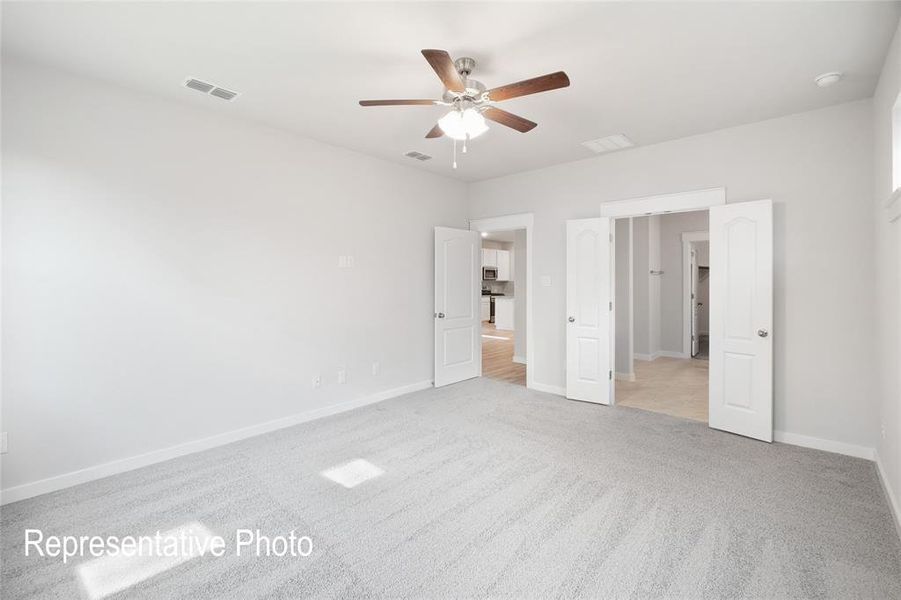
[709,200,773,441]
[435,227,481,387]
[566,218,612,404]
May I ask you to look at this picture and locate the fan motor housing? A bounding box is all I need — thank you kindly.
[443,58,486,103]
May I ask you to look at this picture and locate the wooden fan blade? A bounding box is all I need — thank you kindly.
[482,107,537,133]
[421,49,465,93]
[425,124,444,138]
[487,71,570,102]
[359,99,437,106]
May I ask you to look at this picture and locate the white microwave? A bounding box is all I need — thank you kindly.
[482,267,498,280]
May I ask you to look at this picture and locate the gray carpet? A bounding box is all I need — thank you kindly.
[2,378,900,599]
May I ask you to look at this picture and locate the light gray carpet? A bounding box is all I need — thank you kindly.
[3,378,900,599]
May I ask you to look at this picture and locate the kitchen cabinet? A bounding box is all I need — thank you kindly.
[496,250,511,281]
[481,248,497,268]
[494,298,515,330]
[480,296,491,322]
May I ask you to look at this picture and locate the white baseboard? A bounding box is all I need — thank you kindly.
[635,351,690,361]
[875,450,901,544]
[530,381,565,396]
[0,380,433,506]
[615,372,636,382]
[656,350,689,359]
[512,355,527,365]
[773,430,874,460]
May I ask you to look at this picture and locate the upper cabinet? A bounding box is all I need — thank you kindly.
[482,247,512,280]
[482,248,498,268]
[496,249,511,281]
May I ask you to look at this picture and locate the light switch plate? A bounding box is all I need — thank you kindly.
[540,276,552,287]
[337,368,347,384]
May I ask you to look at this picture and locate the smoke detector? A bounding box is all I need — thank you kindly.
[184,77,239,101]
[404,151,432,161]
[814,72,843,88]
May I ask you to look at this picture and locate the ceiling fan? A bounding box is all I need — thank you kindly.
[359,49,570,167]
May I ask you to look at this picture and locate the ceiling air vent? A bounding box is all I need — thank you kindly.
[185,78,215,93]
[210,87,238,101]
[405,151,432,161]
[184,78,239,101]
[581,134,635,154]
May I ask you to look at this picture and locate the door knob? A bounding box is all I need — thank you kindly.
[438,312,445,319]
[568,316,575,323]
[757,328,768,338]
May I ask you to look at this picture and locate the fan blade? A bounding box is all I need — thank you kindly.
[487,71,570,102]
[359,99,437,106]
[482,107,537,133]
[421,49,465,93]
[425,124,444,138]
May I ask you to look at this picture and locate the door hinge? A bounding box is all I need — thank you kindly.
[609,233,613,242]
[609,301,613,311]
[609,370,612,380]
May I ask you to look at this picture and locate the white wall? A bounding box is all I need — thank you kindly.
[1,58,468,496]
[614,218,633,375]
[513,229,527,361]
[632,217,650,357]
[659,211,708,354]
[873,21,901,519]
[469,99,877,450]
[631,215,662,359]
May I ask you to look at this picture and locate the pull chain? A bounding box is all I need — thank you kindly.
[453,139,458,169]
[463,134,468,154]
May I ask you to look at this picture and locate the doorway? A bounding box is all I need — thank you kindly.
[613,212,710,423]
[470,213,533,389]
[563,189,774,442]
[479,229,526,386]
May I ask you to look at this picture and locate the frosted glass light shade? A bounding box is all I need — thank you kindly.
[438,108,488,141]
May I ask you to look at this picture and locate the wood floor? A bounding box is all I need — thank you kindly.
[616,357,709,422]
[481,321,525,386]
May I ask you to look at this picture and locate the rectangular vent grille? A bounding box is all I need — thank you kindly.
[582,134,635,154]
[210,87,237,101]
[184,78,239,101]
[405,151,432,161]
[185,78,215,93]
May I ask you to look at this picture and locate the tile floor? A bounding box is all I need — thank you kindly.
[616,357,708,422]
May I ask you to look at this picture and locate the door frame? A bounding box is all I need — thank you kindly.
[469,213,534,391]
[681,231,709,358]
[604,187,725,405]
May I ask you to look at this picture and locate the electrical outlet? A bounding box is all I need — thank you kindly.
[337,368,347,384]
[312,374,321,389]
[540,276,552,287]
[371,361,380,376]
[346,256,354,268]
[338,256,347,268]
[1,432,7,454]
[882,425,886,440]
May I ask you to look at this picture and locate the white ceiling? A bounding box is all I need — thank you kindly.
[4,2,899,182]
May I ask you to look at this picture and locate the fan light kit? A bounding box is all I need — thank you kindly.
[360,50,570,169]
